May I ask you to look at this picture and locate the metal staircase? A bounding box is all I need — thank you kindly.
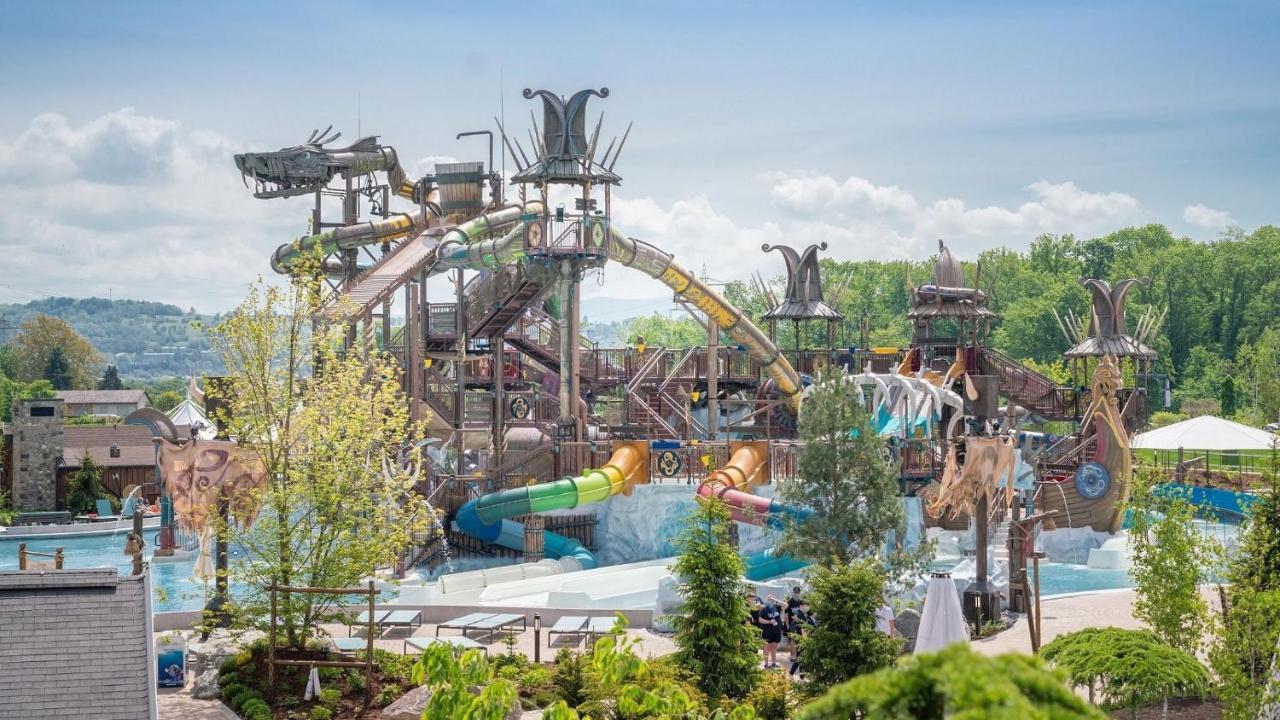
[978,347,1080,421]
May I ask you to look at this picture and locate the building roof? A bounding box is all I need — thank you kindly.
[62,424,171,467]
[1063,335,1158,359]
[0,568,154,720]
[54,389,147,406]
[1131,415,1277,452]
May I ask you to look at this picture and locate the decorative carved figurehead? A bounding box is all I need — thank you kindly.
[523,87,610,160]
[1082,278,1143,338]
[762,242,828,305]
[1091,353,1124,400]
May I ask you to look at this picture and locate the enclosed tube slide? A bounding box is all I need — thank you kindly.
[606,228,804,414]
[452,443,647,576]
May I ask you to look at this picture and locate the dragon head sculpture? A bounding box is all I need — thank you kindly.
[233,126,402,199]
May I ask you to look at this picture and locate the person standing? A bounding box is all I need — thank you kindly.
[759,596,784,668]
[788,600,815,678]
[876,600,896,637]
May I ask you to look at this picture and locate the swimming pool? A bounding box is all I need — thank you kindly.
[0,531,212,612]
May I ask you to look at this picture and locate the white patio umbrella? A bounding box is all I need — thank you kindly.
[914,573,969,654]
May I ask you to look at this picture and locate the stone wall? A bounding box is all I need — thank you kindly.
[11,398,64,511]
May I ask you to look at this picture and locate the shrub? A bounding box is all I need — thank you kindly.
[376,684,402,708]
[746,669,792,720]
[551,649,589,707]
[309,707,332,720]
[796,561,899,691]
[373,647,415,683]
[232,649,253,668]
[217,670,240,688]
[317,686,341,708]
[220,683,245,704]
[1041,627,1210,713]
[669,498,760,700]
[797,644,1103,719]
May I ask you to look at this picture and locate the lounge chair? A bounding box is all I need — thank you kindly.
[466,613,527,643]
[435,613,496,637]
[405,635,487,656]
[348,609,391,637]
[331,637,371,654]
[546,616,589,647]
[379,610,422,635]
[94,499,121,522]
[586,616,622,637]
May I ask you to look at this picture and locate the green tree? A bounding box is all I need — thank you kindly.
[779,367,930,580]
[669,498,760,700]
[65,451,111,514]
[797,644,1104,720]
[209,259,432,649]
[411,645,519,720]
[1210,468,1280,718]
[11,314,101,388]
[151,390,182,413]
[43,347,73,390]
[0,344,17,379]
[1041,627,1209,718]
[622,313,714,349]
[98,364,123,390]
[1127,473,1215,653]
[0,377,54,422]
[794,561,898,691]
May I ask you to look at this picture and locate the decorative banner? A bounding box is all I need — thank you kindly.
[160,439,267,531]
[656,449,682,477]
[509,396,531,420]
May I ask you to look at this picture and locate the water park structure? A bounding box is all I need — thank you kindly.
[221,85,1195,625]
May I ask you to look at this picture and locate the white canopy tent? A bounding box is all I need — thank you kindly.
[1131,415,1276,452]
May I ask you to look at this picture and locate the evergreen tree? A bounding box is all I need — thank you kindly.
[65,451,110,514]
[1220,376,1237,417]
[42,347,73,390]
[779,367,930,581]
[795,561,899,690]
[98,364,123,390]
[669,497,760,700]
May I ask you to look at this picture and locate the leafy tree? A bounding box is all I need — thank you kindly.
[209,260,432,649]
[43,347,73,390]
[151,390,182,413]
[1127,473,1215,653]
[1220,376,1238,417]
[98,365,123,390]
[0,377,54,422]
[0,344,17,379]
[669,498,760,700]
[1210,468,1280,718]
[1147,411,1187,429]
[622,313,715,349]
[11,314,101,388]
[410,645,519,720]
[65,451,111,514]
[779,367,930,581]
[794,561,898,691]
[797,644,1104,720]
[1041,627,1209,718]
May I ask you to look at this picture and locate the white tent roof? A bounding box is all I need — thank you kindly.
[1131,415,1277,452]
[167,396,216,440]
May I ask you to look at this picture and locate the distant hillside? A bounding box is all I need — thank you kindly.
[0,297,224,380]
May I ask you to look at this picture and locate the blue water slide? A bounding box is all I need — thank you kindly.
[453,502,598,569]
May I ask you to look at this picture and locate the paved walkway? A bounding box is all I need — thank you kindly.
[973,587,1221,656]
[158,687,233,719]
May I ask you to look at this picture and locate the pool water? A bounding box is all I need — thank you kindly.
[0,532,214,612]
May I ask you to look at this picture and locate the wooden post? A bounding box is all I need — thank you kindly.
[54,547,63,570]
[268,581,277,700]
[18,543,26,571]
[1031,554,1043,652]
[365,580,375,707]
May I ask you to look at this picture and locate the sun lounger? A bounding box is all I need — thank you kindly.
[586,616,623,637]
[348,609,391,636]
[546,616,589,647]
[466,613,527,643]
[93,499,121,522]
[379,609,422,634]
[434,613,497,637]
[331,637,371,654]
[404,635,487,656]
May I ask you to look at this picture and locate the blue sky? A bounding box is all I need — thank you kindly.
[1,1,1276,314]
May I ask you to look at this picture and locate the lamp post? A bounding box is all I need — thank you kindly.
[533,613,541,663]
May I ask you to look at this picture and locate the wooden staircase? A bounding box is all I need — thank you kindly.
[979,347,1081,421]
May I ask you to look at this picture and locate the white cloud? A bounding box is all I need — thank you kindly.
[1182,202,1234,229]
[0,109,319,312]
